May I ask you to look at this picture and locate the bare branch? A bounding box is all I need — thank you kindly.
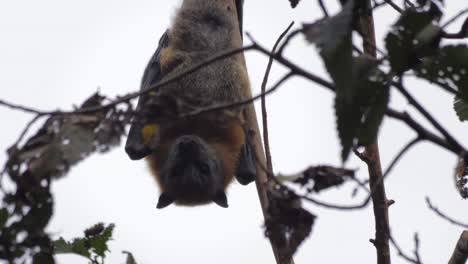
[383,137,421,178]
[261,22,294,175]
[259,22,296,264]
[389,234,422,264]
[301,194,372,210]
[426,197,468,229]
[359,2,392,263]
[414,233,422,264]
[449,231,468,264]
[383,0,403,13]
[0,99,47,115]
[393,80,465,155]
[318,0,329,17]
[385,109,453,152]
[441,18,468,39]
[443,8,468,28]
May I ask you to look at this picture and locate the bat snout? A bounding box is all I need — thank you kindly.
[176,135,202,158]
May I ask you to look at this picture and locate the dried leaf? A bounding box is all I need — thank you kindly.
[265,185,316,258]
[292,166,355,192]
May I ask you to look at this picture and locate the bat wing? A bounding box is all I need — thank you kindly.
[125,31,169,160]
[235,139,256,185]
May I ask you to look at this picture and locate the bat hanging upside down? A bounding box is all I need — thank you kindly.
[125,0,256,209]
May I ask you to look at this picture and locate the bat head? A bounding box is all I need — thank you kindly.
[172,0,243,51]
[157,135,228,208]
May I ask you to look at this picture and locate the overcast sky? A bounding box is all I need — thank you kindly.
[1,0,467,263]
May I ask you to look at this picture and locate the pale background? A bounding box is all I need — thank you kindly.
[0,0,467,263]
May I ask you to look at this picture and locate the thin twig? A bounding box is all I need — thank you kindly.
[383,0,403,13]
[318,0,329,17]
[441,18,468,39]
[0,99,47,115]
[403,0,415,9]
[13,115,42,149]
[359,136,421,190]
[393,80,465,155]
[0,45,256,117]
[426,197,468,229]
[259,22,295,264]
[389,234,422,264]
[261,22,294,176]
[277,29,302,56]
[383,137,421,178]
[414,233,422,264]
[442,8,468,29]
[430,80,460,97]
[301,194,372,210]
[181,73,294,118]
[385,109,453,152]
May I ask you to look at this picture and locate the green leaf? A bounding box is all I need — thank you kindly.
[53,237,91,258]
[332,38,356,161]
[303,0,361,161]
[415,45,468,121]
[357,72,390,145]
[414,23,442,57]
[335,56,390,161]
[53,223,114,261]
[385,10,437,74]
[53,237,74,254]
[71,238,92,258]
[454,97,468,122]
[0,208,9,229]
[416,45,468,98]
[303,0,354,56]
[89,223,114,257]
[22,195,53,231]
[32,252,54,264]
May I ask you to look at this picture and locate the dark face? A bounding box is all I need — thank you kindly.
[159,135,223,203]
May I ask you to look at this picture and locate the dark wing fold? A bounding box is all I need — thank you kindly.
[125,31,169,160]
[235,140,256,185]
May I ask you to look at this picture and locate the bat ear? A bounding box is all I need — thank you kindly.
[213,191,228,208]
[156,193,174,209]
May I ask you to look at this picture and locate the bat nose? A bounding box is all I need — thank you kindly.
[178,137,199,157]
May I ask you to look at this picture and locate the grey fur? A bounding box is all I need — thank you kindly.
[159,0,248,111]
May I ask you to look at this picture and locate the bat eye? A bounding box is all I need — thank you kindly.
[198,163,210,174]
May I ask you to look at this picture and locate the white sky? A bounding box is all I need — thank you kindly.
[0,0,467,263]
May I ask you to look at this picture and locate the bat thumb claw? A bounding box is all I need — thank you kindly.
[156,193,174,209]
[213,191,228,208]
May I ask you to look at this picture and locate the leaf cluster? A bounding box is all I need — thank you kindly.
[53,223,115,264]
[0,93,129,262]
[301,0,468,161]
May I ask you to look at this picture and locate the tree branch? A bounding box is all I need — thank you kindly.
[383,137,421,179]
[389,234,422,264]
[258,22,296,264]
[441,18,468,39]
[317,0,329,17]
[449,231,468,264]
[385,109,453,152]
[359,1,392,263]
[393,80,465,155]
[426,197,468,229]
[443,9,468,29]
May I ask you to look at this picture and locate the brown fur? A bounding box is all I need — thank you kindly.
[146,114,245,203]
[145,0,250,206]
